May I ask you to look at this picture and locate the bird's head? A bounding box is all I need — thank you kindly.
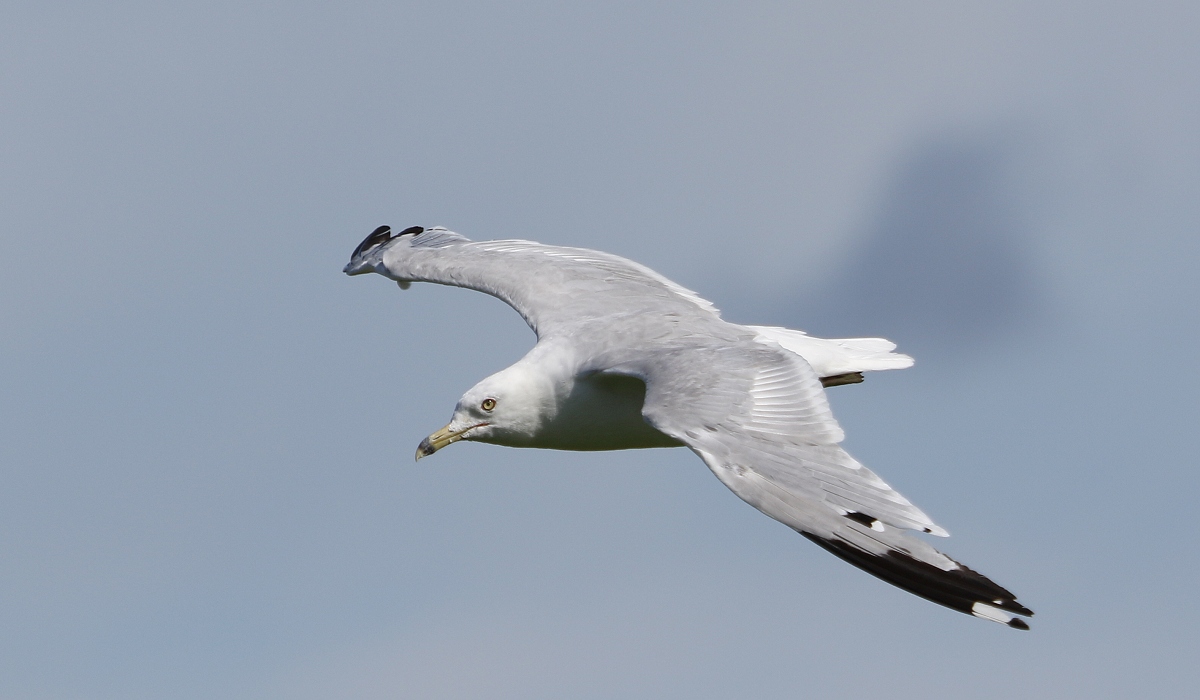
[415,364,557,460]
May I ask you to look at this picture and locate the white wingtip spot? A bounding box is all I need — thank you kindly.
[870,520,885,532]
[971,602,1013,625]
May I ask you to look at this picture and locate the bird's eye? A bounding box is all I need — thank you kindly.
[481,398,496,411]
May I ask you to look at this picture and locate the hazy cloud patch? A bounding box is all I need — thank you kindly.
[794,134,1042,359]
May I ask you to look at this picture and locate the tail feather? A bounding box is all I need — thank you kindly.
[749,325,914,379]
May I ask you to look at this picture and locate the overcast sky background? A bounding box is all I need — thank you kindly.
[2,2,1198,698]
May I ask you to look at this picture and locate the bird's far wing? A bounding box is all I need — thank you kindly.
[634,339,1033,627]
[343,226,720,338]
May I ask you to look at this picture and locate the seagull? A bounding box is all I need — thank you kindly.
[344,224,1033,629]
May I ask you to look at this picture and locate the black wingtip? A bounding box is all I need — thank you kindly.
[843,511,881,529]
[351,225,393,259]
[350,225,426,260]
[800,531,1033,627]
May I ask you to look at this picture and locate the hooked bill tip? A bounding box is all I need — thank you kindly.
[415,437,437,461]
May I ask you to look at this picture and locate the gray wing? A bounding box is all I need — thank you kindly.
[631,339,1033,628]
[626,337,948,536]
[344,225,719,338]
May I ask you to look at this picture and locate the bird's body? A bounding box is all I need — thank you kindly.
[345,225,1033,629]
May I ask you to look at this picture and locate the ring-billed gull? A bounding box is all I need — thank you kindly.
[344,225,1033,629]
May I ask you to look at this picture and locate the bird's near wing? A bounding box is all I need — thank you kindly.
[344,225,720,338]
[633,338,1034,629]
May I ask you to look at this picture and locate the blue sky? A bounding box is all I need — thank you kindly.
[2,3,1198,698]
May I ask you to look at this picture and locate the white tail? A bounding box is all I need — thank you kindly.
[749,325,914,379]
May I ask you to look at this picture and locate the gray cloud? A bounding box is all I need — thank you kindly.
[797,135,1041,358]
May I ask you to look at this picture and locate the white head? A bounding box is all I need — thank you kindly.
[415,363,559,459]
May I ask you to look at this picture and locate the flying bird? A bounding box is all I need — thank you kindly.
[344,224,1033,629]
